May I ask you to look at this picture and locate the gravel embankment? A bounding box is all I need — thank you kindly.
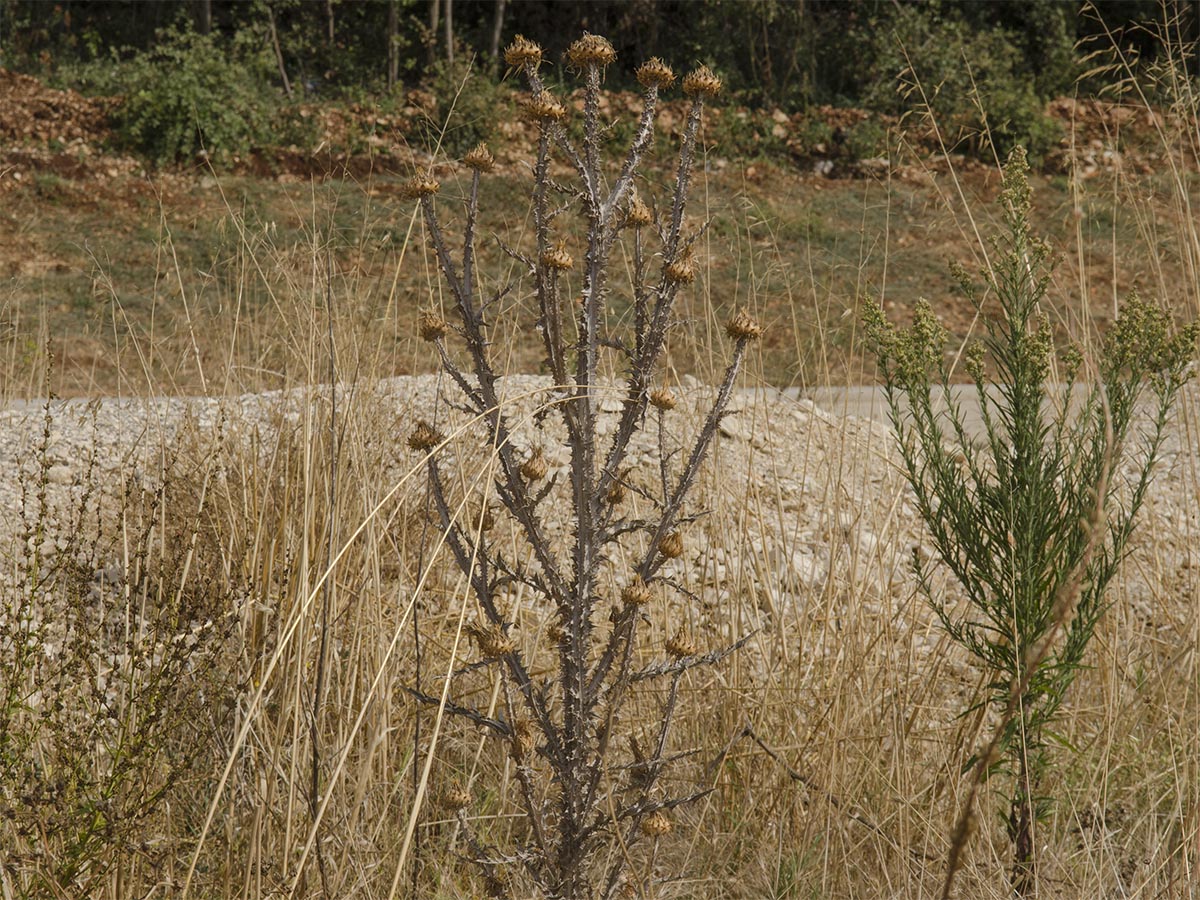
[3,378,1195,674]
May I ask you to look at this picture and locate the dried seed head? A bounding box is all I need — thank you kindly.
[621,575,653,607]
[438,785,471,811]
[523,89,566,122]
[649,386,677,411]
[625,195,653,228]
[682,65,722,99]
[399,174,440,200]
[541,241,574,271]
[725,307,763,341]
[658,531,684,560]
[463,142,495,172]
[504,34,543,69]
[471,622,515,658]
[665,625,698,659]
[664,251,696,285]
[567,33,617,68]
[605,478,628,505]
[407,420,444,453]
[418,309,448,342]
[520,447,549,481]
[641,809,673,836]
[474,506,495,532]
[511,718,536,761]
[485,869,513,899]
[636,57,676,89]
[545,621,565,647]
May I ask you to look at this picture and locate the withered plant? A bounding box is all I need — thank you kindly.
[401,33,757,900]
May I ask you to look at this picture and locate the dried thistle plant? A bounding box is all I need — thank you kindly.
[865,147,1198,897]
[402,32,757,900]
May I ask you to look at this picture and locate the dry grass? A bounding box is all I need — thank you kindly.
[2,20,1200,900]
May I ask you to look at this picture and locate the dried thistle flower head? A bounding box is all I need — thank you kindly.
[511,718,536,761]
[649,386,677,411]
[567,33,617,68]
[418,310,448,342]
[605,478,628,505]
[542,241,574,271]
[725,307,763,341]
[621,575,652,607]
[625,195,653,228]
[438,785,471,811]
[399,174,440,200]
[523,89,567,123]
[470,622,515,658]
[504,34,543,69]
[520,447,549,481]
[407,420,444,452]
[682,65,722,98]
[641,809,673,836]
[636,57,675,89]
[545,621,565,647]
[664,250,696,285]
[658,531,684,560]
[463,142,495,173]
[665,625,698,660]
[485,869,513,899]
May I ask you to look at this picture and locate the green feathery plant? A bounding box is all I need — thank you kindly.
[864,147,1197,896]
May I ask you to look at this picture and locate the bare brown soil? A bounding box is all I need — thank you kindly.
[1,68,1197,398]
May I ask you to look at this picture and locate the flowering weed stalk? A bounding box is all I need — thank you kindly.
[864,148,1197,896]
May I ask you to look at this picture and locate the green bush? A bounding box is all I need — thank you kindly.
[865,4,1061,163]
[110,27,280,164]
[865,148,1197,894]
[414,59,516,159]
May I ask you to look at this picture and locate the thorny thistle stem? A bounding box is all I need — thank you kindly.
[403,35,754,900]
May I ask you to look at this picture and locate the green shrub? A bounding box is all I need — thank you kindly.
[865,5,1061,163]
[415,58,516,159]
[110,27,280,164]
[864,148,1197,895]
[843,118,888,160]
